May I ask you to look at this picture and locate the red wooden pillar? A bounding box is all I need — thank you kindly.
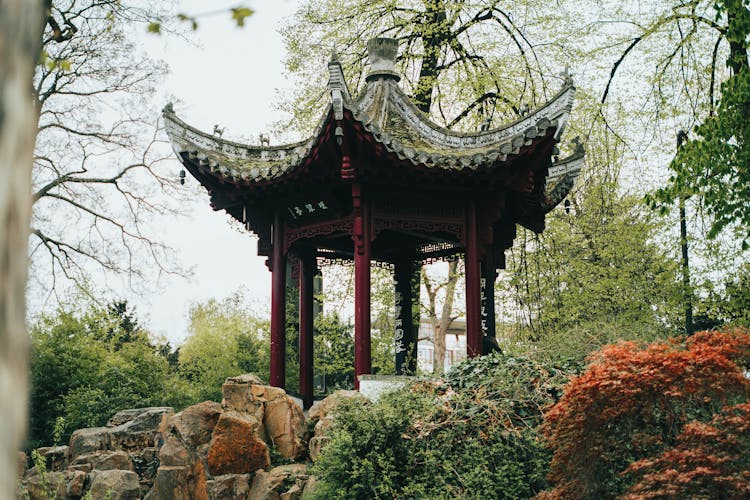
[270,212,287,388]
[465,201,482,357]
[299,252,315,409]
[353,183,371,388]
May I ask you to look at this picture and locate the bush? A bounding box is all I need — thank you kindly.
[540,329,750,499]
[623,402,750,499]
[29,301,194,448]
[310,352,569,499]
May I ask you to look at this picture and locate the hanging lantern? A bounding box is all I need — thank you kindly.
[179,169,186,185]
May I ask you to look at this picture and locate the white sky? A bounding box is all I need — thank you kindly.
[134,1,301,344]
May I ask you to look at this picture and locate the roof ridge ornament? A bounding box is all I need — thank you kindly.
[328,45,350,120]
[366,37,400,82]
[561,64,573,87]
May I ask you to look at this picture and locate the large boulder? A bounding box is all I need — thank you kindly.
[207,411,269,475]
[307,390,365,427]
[69,427,111,459]
[37,446,69,472]
[252,386,307,460]
[87,469,141,500]
[158,434,191,467]
[72,450,132,471]
[225,373,265,385]
[248,464,307,500]
[166,401,222,448]
[146,463,208,500]
[221,377,264,420]
[108,407,163,427]
[206,473,250,500]
[25,470,66,500]
[108,407,174,451]
[64,469,87,497]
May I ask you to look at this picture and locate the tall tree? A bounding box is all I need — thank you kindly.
[30,0,183,296]
[179,292,269,401]
[502,114,682,363]
[282,0,566,131]
[0,1,46,496]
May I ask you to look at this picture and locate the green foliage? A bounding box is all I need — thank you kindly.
[28,300,192,449]
[311,352,567,499]
[179,292,269,401]
[314,314,355,392]
[694,262,750,329]
[505,178,682,364]
[651,70,750,247]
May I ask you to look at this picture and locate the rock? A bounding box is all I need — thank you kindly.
[221,381,264,420]
[42,446,69,471]
[67,462,92,473]
[225,373,264,385]
[87,469,141,500]
[131,447,159,480]
[26,470,66,500]
[109,407,174,451]
[248,464,307,500]
[147,463,208,500]
[72,450,132,471]
[158,434,191,466]
[307,390,365,427]
[206,473,250,500]
[17,451,27,480]
[280,483,302,500]
[108,407,169,427]
[207,411,269,475]
[69,427,111,459]
[256,387,307,460]
[166,401,223,448]
[65,469,87,497]
[308,436,330,461]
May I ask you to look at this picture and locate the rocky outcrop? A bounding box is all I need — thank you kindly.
[108,407,174,452]
[207,411,269,475]
[255,386,307,461]
[69,426,110,458]
[20,374,330,499]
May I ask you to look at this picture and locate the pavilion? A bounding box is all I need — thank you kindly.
[164,38,584,409]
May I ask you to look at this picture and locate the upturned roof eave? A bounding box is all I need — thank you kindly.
[162,75,577,186]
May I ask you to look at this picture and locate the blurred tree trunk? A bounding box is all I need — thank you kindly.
[0,0,46,495]
[423,260,459,375]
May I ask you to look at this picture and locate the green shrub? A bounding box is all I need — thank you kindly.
[310,352,568,499]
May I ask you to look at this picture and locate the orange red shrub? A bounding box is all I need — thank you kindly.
[539,329,750,499]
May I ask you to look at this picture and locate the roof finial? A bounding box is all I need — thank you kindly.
[366,37,400,82]
[213,124,224,137]
[561,64,573,86]
[330,44,340,63]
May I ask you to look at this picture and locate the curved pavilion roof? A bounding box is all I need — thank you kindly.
[163,39,584,234]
